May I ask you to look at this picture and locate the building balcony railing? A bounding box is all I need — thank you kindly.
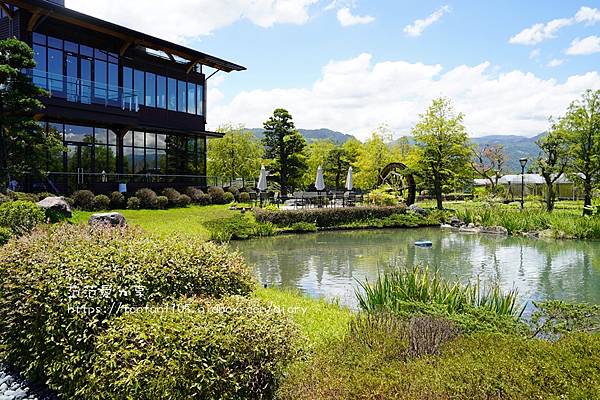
[26,69,140,112]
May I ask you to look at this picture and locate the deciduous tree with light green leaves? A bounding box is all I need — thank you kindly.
[262,109,307,195]
[561,89,600,216]
[354,126,395,190]
[302,139,336,188]
[207,124,263,184]
[412,98,472,210]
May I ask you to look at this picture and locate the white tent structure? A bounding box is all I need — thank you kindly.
[345,167,353,191]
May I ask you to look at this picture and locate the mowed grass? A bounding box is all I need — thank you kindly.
[254,288,353,349]
[70,205,237,239]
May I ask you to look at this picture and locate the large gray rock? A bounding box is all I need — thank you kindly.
[480,225,509,235]
[37,196,72,218]
[88,212,126,227]
[408,204,428,216]
[449,216,463,228]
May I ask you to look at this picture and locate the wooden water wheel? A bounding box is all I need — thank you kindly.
[377,162,416,206]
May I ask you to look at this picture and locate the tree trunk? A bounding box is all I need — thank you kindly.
[434,176,443,210]
[583,178,593,216]
[545,182,555,212]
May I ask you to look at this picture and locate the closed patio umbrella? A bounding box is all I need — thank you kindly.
[345,166,353,191]
[257,165,268,206]
[315,166,325,191]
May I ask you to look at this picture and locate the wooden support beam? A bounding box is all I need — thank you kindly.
[119,41,133,56]
[0,2,14,19]
[166,52,176,62]
[185,60,200,74]
[27,10,44,31]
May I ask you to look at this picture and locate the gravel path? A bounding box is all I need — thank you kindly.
[0,365,57,400]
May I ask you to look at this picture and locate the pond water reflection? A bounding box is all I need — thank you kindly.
[234,228,600,309]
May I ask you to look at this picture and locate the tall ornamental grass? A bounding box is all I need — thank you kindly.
[357,266,523,318]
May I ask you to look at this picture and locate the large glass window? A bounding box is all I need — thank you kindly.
[187,83,196,114]
[197,84,204,116]
[108,62,118,103]
[134,69,145,106]
[177,80,186,113]
[167,78,177,111]
[47,48,63,93]
[81,58,92,104]
[66,54,78,102]
[32,44,47,89]
[145,72,156,107]
[157,75,166,109]
[64,125,93,143]
[93,59,107,103]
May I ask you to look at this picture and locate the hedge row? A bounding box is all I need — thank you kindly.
[0,224,265,397]
[254,205,408,228]
[0,200,45,241]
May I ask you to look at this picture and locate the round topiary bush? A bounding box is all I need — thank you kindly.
[178,194,191,207]
[224,191,235,204]
[184,187,204,203]
[93,194,111,211]
[72,190,96,210]
[155,195,169,209]
[198,193,211,206]
[239,192,251,203]
[0,224,256,397]
[7,191,39,203]
[83,296,302,399]
[109,191,125,209]
[0,226,12,245]
[0,200,45,236]
[227,186,240,200]
[208,186,226,204]
[161,188,181,207]
[135,188,158,209]
[127,196,141,210]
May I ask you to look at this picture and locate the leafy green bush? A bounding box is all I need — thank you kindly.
[205,214,276,242]
[255,205,407,228]
[0,224,255,396]
[224,191,235,203]
[239,192,251,203]
[83,296,302,399]
[0,226,12,245]
[7,191,39,203]
[135,188,158,209]
[226,186,240,200]
[36,192,56,201]
[72,190,96,210]
[197,193,211,205]
[93,194,110,211]
[154,195,168,209]
[184,187,204,202]
[0,200,45,235]
[279,331,600,399]
[208,186,226,204]
[178,194,191,207]
[161,187,181,207]
[367,186,399,206]
[289,221,318,232]
[531,300,600,339]
[0,193,10,204]
[109,191,125,209]
[127,196,140,209]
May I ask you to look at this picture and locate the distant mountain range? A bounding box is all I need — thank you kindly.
[250,128,544,173]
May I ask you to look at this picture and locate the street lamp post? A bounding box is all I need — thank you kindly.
[519,158,528,210]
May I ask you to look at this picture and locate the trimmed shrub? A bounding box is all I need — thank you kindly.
[0,226,12,245]
[93,194,111,211]
[178,194,191,207]
[7,191,39,203]
[208,186,226,204]
[135,188,158,209]
[161,188,181,207]
[255,205,408,228]
[226,186,240,200]
[109,191,125,209]
[205,215,276,242]
[126,196,140,210]
[197,193,211,205]
[0,201,45,236]
[36,192,56,201]
[72,190,96,210]
[0,224,256,396]
[289,221,318,232]
[83,296,302,399]
[184,187,205,203]
[239,192,251,203]
[155,195,169,209]
[224,191,235,204]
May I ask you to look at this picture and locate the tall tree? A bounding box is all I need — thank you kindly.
[262,109,307,195]
[207,124,263,184]
[562,89,600,216]
[302,139,336,188]
[471,144,507,193]
[354,126,394,189]
[0,38,62,189]
[412,98,472,210]
[534,121,570,212]
[324,145,354,190]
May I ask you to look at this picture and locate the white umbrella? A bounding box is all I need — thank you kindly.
[315,166,325,191]
[257,165,268,192]
[345,167,353,191]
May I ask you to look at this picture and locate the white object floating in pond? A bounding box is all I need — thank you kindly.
[415,240,433,248]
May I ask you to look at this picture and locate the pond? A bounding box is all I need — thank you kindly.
[234,228,600,310]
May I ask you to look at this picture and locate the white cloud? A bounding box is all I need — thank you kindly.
[566,35,600,55]
[547,58,564,67]
[529,49,541,60]
[336,7,374,27]
[509,18,572,45]
[65,0,319,42]
[575,6,600,25]
[403,5,450,37]
[510,6,600,46]
[208,53,600,139]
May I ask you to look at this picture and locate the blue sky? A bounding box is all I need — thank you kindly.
[68,0,600,139]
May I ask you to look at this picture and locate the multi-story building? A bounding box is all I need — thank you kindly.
[0,0,245,193]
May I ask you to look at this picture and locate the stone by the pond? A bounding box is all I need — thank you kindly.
[88,212,126,227]
[36,197,72,218]
[479,226,509,235]
[408,204,428,216]
[449,216,463,228]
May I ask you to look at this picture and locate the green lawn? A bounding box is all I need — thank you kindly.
[70,205,237,239]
